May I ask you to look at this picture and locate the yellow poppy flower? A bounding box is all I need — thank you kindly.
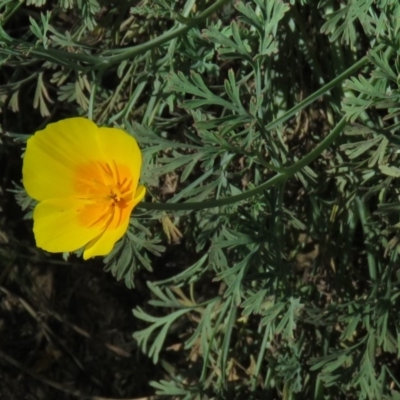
[22,117,145,260]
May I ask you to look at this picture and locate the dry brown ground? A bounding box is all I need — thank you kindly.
[0,136,160,400]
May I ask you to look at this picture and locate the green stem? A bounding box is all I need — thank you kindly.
[261,49,379,132]
[1,0,24,26]
[104,0,229,67]
[139,49,380,212]
[355,197,377,280]
[12,45,96,71]
[88,68,105,121]
[3,0,230,71]
[139,116,347,211]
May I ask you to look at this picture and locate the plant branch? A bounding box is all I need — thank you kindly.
[139,116,347,211]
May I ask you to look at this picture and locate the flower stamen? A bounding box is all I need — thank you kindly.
[75,160,134,229]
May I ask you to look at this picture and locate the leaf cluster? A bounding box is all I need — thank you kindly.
[6,0,400,398]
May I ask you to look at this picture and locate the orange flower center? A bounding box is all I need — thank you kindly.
[74,161,134,229]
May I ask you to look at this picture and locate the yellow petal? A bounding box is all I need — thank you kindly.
[82,185,146,259]
[23,118,102,201]
[24,118,146,260]
[97,127,142,191]
[134,185,147,205]
[33,198,104,253]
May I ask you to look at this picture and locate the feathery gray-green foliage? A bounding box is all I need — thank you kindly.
[4,0,400,398]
